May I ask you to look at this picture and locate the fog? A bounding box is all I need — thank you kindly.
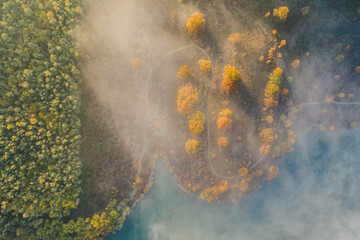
[109,128,360,240]
[78,0,360,238]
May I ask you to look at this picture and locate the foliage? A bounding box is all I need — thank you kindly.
[200,180,229,202]
[291,59,300,69]
[216,116,232,131]
[62,200,130,240]
[177,65,192,80]
[185,139,199,154]
[264,68,283,109]
[259,128,274,143]
[0,0,83,237]
[222,65,239,93]
[177,83,199,114]
[265,115,274,124]
[218,108,232,119]
[335,55,345,63]
[238,167,248,177]
[198,59,211,75]
[259,144,271,156]
[0,1,131,238]
[222,78,237,93]
[188,111,205,135]
[217,136,229,147]
[223,65,240,81]
[273,6,289,21]
[265,165,279,180]
[186,12,206,36]
[228,33,241,45]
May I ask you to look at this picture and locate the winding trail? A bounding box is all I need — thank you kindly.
[135,0,360,186]
[130,43,213,200]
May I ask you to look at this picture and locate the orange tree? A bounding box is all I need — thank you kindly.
[217,136,229,147]
[222,65,240,93]
[177,65,192,80]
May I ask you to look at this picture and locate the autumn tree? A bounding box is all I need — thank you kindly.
[188,111,205,135]
[177,83,199,114]
[228,33,241,45]
[217,136,229,147]
[200,180,229,202]
[217,117,232,130]
[177,65,192,80]
[238,167,248,177]
[186,12,206,36]
[222,65,240,93]
[259,144,271,156]
[198,59,211,75]
[265,165,279,180]
[264,68,283,109]
[223,65,240,81]
[273,6,289,21]
[259,128,274,143]
[185,139,199,154]
[219,108,232,118]
[222,78,237,93]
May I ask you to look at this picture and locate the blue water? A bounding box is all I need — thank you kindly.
[108,128,360,240]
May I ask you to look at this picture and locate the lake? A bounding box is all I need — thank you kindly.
[108,128,360,240]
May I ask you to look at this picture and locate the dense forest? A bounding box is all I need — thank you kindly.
[1,0,359,239]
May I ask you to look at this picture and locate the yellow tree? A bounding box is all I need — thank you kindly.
[228,33,241,45]
[273,6,289,21]
[222,65,240,93]
[186,12,206,36]
[177,83,199,114]
[259,128,274,143]
[188,111,205,135]
[185,139,199,154]
[264,68,283,109]
[198,59,211,75]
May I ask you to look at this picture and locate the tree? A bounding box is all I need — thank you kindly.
[188,111,205,135]
[238,167,248,177]
[177,83,199,114]
[218,108,232,119]
[273,6,289,21]
[222,65,240,93]
[223,65,240,81]
[217,116,232,130]
[217,136,229,147]
[198,59,211,75]
[259,128,274,143]
[259,144,271,156]
[185,139,199,154]
[264,68,283,109]
[222,78,237,93]
[228,33,241,45]
[177,65,192,80]
[265,165,279,180]
[186,12,206,36]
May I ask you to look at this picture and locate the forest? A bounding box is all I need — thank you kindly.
[1,0,359,239]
